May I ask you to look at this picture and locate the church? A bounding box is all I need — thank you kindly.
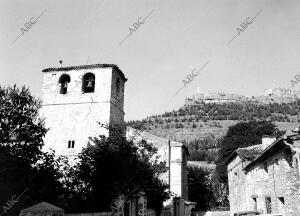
[40,61,189,202]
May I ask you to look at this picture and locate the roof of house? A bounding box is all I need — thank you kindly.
[42,63,127,81]
[236,144,265,161]
[226,144,265,165]
[244,138,287,171]
[227,129,300,170]
[244,129,300,171]
[20,202,63,213]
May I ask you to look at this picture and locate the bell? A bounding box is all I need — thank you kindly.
[63,82,68,87]
[86,80,93,88]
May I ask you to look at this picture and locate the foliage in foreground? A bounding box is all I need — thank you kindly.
[0,85,65,216]
[188,166,213,211]
[0,85,170,214]
[69,125,169,213]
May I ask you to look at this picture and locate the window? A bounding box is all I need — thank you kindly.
[278,197,284,205]
[295,158,300,182]
[82,73,95,93]
[59,74,71,94]
[233,171,238,186]
[252,197,257,210]
[263,163,268,173]
[265,196,272,214]
[68,140,75,148]
[278,197,285,212]
[116,78,121,97]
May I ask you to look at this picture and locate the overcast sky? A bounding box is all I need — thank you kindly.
[1,0,300,120]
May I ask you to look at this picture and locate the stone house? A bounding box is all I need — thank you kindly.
[227,134,300,216]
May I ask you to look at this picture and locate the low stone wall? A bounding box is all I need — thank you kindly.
[65,212,112,216]
[196,211,230,216]
[65,209,156,216]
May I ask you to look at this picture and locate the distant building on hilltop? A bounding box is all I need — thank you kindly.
[185,87,300,106]
[40,62,127,160]
[185,89,247,106]
[227,134,300,215]
[263,87,300,98]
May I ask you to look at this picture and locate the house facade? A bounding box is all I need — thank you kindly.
[227,134,300,215]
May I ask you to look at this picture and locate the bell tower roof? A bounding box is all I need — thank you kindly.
[42,63,127,81]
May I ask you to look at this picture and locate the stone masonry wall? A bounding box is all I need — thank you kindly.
[227,156,247,213]
[246,149,300,216]
[109,68,125,127]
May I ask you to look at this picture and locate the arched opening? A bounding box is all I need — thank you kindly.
[82,73,95,93]
[59,74,71,94]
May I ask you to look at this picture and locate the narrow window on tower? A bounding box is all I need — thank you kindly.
[82,73,95,93]
[68,140,75,148]
[59,74,71,94]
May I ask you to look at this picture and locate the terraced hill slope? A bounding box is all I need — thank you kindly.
[128,91,300,162]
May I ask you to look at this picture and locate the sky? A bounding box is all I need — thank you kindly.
[1,0,300,121]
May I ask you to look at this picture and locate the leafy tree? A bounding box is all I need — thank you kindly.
[0,85,64,216]
[210,170,229,210]
[0,85,47,164]
[74,124,169,213]
[188,166,214,211]
[216,120,282,183]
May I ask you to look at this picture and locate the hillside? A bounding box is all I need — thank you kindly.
[127,91,300,162]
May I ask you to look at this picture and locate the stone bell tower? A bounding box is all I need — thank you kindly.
[40,62,127,159]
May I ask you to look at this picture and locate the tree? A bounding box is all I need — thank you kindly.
[216,120,281,183]
[0,85,64,216]
[74,124,169,213]
[210,170,229,210]
[187,166,214,211]
[0,85,47,164]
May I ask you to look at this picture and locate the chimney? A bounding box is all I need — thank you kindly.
[59,60,63,67]
[261,136,276,149]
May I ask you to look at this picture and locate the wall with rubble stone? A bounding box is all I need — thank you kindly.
[227,156,247,213]
[228,148,300,216]
[245,148,300,216]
